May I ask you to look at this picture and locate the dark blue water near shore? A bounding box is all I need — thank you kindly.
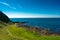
[10,18,60,33]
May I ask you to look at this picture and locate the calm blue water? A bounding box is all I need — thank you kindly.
[10,18,60,33]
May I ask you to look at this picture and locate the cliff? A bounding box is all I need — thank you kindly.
[0,11,11,23]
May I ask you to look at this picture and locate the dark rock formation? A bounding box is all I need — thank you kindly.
[0,11,11,23]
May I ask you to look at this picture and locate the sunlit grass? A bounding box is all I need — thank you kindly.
[0,23,60,40]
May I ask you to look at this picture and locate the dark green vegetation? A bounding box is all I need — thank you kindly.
[0,11,11,23]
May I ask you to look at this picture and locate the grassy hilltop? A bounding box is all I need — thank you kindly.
[0,22,60,40]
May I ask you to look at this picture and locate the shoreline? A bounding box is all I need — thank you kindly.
[14,22,60,36]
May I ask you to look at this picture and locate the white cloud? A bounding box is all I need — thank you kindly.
[0,2,16,9]
[0,2,9,6]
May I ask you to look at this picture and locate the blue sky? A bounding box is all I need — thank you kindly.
[0,0,60,18]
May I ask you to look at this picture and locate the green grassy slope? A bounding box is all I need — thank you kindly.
[0,22,60,40]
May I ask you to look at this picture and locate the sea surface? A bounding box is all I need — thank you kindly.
[10,18,60,33]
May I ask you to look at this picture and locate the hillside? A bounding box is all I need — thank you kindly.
[0,11,11,23]
[0,22,60,40]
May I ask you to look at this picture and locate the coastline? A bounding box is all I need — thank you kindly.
[14,22,60,36]
[0,21,60,40]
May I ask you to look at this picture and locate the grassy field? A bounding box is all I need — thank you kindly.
[0,22,60,40]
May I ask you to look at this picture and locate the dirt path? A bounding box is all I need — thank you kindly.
[6,29,21,39]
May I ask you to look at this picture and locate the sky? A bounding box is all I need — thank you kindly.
[0,0,60,18]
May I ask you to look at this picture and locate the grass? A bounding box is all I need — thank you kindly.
[0,22,60,40]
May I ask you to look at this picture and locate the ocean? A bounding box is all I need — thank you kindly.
[10,18,60,33]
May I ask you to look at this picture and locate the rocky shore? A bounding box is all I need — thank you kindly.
[14,22,60,36]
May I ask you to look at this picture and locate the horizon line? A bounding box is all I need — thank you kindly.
[9,17,60,18]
